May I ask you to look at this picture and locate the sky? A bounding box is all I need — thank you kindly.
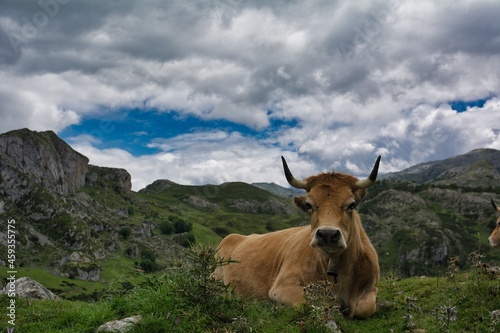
[0,0,499,191]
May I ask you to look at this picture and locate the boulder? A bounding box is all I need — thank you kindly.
[97,315,142,333]
[0,277,59,300]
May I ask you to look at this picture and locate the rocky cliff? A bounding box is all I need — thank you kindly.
[0,129,89,201]
[0,129,133,281]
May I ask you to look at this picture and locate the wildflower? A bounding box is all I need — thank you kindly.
[441,305,458,322]
[466,251,484,269]
[405,296,418,311]
[492,309,500,322]
[438,305,458,332]
[492,309,500,330]
[404,313,415,329]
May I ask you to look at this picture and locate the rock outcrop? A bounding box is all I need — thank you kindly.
[0,128,88,201]
[0,129,133,280]
[97,315,142,333]
[0,128,132,203]
[0,277,59,300]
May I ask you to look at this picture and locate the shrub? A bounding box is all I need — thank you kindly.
[169,216,193,233]
[140,259,156,273]
[140,247,156,262]
[137,247,157,272]
[171,244,239,315]
[118,226,131,239]
[180,232,196,248]
[159,220,174,235]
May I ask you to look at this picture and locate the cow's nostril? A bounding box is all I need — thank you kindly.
[317,229,340,245]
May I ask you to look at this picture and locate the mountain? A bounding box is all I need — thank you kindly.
[251,182,303,198]
[0,128,499,298]
[0,128,135,283]
[383,148,500,188]
[0,129,300,293]
[364,148,500,275]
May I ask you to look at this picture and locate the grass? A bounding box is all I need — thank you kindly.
[2,246,499,333]
[192,223,222,245]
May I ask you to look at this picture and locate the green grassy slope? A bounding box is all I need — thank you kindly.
[3,246,499,333]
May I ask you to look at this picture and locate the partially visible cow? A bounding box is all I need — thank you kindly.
[213,156,381,319]
[488,199,500,247]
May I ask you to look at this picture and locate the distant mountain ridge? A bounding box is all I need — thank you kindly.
[383,148,500,187]
[251,182,303,198]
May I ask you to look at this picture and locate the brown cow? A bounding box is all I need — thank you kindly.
[213,156,381,319]
[488,199,500,247]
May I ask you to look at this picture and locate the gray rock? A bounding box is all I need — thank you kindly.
[325,320,342,333]
[97,315,142,333]
[62,252,101,281]
[0,277,59,300]
[0,129,89,200]
[182,195,219,210]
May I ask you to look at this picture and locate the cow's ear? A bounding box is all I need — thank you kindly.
[294,195,312,213]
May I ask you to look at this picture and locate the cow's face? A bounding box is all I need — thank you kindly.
[294,174,366,254]
[282,156,380,255]
[489,199,500,247]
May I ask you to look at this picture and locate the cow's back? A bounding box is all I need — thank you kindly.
[214,226,322,301]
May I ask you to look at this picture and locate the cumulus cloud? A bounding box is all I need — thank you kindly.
[0,0,499,189]
[71,129,294,190]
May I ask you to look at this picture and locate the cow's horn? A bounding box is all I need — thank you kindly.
[281,156,307,189]
[492,198,500,212]
[355,155,381,189]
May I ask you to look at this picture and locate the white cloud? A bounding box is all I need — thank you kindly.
[71,129,300,191]
[0,0,499,188]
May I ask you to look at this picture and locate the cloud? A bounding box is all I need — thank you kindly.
[0,0,499,189]
[71,129,300,191]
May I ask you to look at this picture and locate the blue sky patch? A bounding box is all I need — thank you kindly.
[59,109,300,156]
[449,99,487,112]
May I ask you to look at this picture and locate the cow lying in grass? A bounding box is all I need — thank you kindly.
[213,156,381,319]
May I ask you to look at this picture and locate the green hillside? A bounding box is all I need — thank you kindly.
[137,180,303,241]
[2,244,499,332]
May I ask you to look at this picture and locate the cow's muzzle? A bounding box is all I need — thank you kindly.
[311,227,346,250]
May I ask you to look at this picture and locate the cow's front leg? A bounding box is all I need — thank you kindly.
[268,279,305,307]
[345,288,377,319]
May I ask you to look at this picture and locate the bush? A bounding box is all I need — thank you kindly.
[159,220,174,235]
[168,216,193,234]
[171,244,238,314]
[140,259,156,273]
[140,247,156,262]
[180,232,196,248]
[118,226,132,239]
[137,247,157,272]
[118,226,131,239]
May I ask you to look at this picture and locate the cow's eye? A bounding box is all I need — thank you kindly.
[304,202,314,212]
[346,202,356,211]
